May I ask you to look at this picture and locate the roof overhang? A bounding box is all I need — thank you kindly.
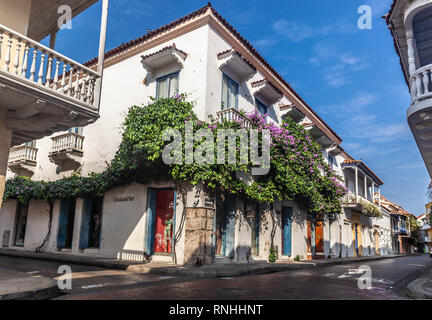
[252,79,283,105]
[218,49,256,82]
[303,122,334,149]
[28,0,99,42]
[327,144,343,156]
[341,161,384,186]
[141,45,187,77]
[280,104,306,123]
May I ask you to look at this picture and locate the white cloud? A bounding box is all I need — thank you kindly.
[310,41,370,87]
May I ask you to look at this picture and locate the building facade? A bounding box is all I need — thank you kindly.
[386,0,432,177]
[417,204,432,252]
[0,0,109,207]
[0,4,393,265]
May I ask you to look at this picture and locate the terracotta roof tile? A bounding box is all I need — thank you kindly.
[217,48,256,71]
[141,43,187,60]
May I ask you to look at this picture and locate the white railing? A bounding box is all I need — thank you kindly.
[216,108,252,128]
[343,192,376,206]
[8,145,38,163]
[410,64,432,103]
[0,23,100,108]
[51,132,84,153]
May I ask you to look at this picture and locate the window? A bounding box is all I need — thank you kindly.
[14,203,29,247]
[221,73,238,109]
[328,154,335,169]
[69,127,83,135]
[156,72,179,99]
[24,140,36,147]
[256,98,268,116]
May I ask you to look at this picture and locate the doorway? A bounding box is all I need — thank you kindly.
[281,207,293,256]
[14,203,29,247]
[307,216,324,259]
[212,194,235,258]
[374,228,380,255]
[57,198,76,249]
[245,203,259,256]
[79,197,103,249]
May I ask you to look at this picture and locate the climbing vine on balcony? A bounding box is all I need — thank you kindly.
[4,95,347,215]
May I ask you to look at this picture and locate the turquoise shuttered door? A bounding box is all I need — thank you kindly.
[57,199,70,248]
[79,197,93,249]
[146,189,157,255]
[224,195,235,258]
[282,207,293,256]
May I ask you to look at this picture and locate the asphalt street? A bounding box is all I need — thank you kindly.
[0,254,430,300]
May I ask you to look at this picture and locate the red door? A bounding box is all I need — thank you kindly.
[315,220,324,254]
[154,190,174,254]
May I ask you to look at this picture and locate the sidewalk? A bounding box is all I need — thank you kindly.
[0,269,59,300]
[407,266,432,299]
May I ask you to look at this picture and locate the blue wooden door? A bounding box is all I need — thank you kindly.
[146,188,157,255]
[79,197,93,249]
[57,199,70,248]
[224,194,235,258]
[282,207,293,256]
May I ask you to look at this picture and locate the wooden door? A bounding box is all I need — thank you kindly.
[315,220,324,254]
[282,207,293,256]
[357,224,363,256]
[374,229,380,255]
[223,195,235,258]
[154,190,174,254]
[352,223,358,257]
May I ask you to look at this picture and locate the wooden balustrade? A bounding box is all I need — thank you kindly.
[8,145,38,163]
[410,64,432,103]
[0,23,100,108]
[51,132,84,153]
[216,108,252,128]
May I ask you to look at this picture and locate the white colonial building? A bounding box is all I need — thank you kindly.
[0,3,393,265]
[386,0,432,177]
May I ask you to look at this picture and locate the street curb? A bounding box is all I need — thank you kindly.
[0,284,60,300]
[0,249,141,270]
[407,267,432,299]
[128,254,415,278]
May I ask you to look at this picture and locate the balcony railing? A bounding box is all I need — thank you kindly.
[410,64,432,104]
[8,145,38,164]
[51,132,84,153]
[343,192,375,205]
[216,108,252,128]
[0,23,100,109]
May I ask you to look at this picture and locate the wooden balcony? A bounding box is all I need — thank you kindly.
[0,23,101,147]
[49,132,84,170]
[7,145,38,176]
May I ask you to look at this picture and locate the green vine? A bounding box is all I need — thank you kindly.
[4,95,347,216]
[360,199,382,218]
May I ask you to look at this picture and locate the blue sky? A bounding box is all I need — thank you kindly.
[49,0,430,216]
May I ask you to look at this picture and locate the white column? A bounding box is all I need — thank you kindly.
[0,109,13,208]
[378,187,381,207]
[406,36,417,76]
[355,166,359,202]
[95,0,109,111]
[364,174,367,200]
